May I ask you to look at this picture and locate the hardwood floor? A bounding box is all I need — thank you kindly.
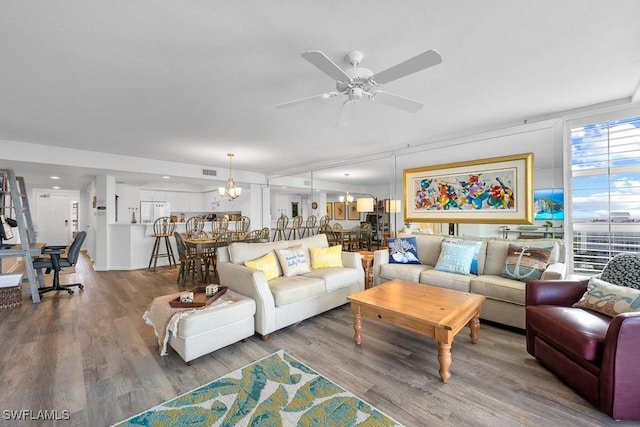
[0,254,633,426]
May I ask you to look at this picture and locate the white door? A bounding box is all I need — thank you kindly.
[35,194,71,246]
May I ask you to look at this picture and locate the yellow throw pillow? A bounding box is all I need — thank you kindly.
[309,245,343,269]
[244,252,280,281]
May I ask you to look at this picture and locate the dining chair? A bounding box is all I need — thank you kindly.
[243,229,261,243]
[318,224,339,246]
[234,215,251,241]
[259,227,270,242]
[211,217,229,235]
[174,231,196,286]
[359,222,373,251]
[319,215,330,228]
[348,225,361,251]
[185,216,207,238]
[204,231,234,283]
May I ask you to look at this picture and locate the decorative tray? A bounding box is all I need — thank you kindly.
[169,286,227,308]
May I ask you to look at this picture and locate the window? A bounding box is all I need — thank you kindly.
[570,115,640,275]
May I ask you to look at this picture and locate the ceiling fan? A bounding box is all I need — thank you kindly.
[276,49,442,126]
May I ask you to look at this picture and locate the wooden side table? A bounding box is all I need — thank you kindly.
[358,251,374,289]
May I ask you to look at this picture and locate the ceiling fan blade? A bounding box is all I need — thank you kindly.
[370,90,424,113]
[302,51,352,83]
[370,50,442,85]
[337,100,356,128]
[275,92,339,109]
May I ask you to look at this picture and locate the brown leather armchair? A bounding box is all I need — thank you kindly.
[525,279,640,420]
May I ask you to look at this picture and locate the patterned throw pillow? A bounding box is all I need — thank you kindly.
[446,239,483,275]
[388,237,420,264]
[309,245,343,269]
[275,245,311,277]
[600,253,640,290]
[573,277,640,317]
[244,252,280,281]
[434,241,476,275]
[501,244,552,282]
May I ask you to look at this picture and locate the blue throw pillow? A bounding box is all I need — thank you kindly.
[446,239,483,275]
[388,237,420,264]
[434,241,476,275]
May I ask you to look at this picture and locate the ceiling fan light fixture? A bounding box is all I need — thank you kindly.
[276,48,442,126]
[218,153,241,201]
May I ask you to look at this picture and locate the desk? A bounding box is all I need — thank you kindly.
[182,237,218,283]
[0,243,45,303]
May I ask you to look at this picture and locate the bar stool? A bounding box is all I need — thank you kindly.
[301,215,317,237]
[272,215,288,241]
[148,216,177,270]
[286,215,303,240]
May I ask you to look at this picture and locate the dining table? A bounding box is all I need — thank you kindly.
[181,236,218,283]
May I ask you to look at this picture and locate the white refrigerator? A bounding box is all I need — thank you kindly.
[140,201,171,223]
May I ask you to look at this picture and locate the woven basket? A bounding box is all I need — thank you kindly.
[0,285,21,311]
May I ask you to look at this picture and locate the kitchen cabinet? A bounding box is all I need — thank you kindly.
[177,192,203,212]
[139,190,167,201]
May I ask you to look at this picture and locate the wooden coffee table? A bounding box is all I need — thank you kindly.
[347,279,485,383]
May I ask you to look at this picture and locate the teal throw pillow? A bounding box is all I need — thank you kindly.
[446,239,482,275]
[434,241,476,275]
[501,244,553,282]
[388,237,420,264]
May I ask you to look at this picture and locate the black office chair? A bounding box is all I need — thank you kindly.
[33,231,87,296]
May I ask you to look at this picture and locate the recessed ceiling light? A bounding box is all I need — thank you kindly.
[52,186,60,189]
[50,176,60,180]
[162,176,171,179]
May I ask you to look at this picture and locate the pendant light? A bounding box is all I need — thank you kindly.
[339,173,354,203]
[219,153,242,201]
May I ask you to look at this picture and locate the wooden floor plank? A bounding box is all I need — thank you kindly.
[0,254,634,427]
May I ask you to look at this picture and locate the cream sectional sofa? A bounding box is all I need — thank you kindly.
[373,233,566,329]
[217,233,364,340]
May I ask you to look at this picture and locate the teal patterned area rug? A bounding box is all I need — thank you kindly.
[114,350,402,426]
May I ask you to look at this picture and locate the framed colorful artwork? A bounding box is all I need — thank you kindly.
[404,153,533,224]
[334,202,346,220]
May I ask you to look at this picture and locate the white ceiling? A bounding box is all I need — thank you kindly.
[1,1,639,192]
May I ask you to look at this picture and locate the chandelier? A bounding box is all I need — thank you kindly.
[339,173,354,203]
[218,153,242,201]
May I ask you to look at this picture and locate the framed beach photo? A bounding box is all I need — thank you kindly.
[404,153,534,224]
[534,188,564,220]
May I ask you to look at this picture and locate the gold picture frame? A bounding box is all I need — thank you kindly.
[326,202,333,220]
[348,202,360,220]
[404,153,534,224]
[334,202,346,220]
